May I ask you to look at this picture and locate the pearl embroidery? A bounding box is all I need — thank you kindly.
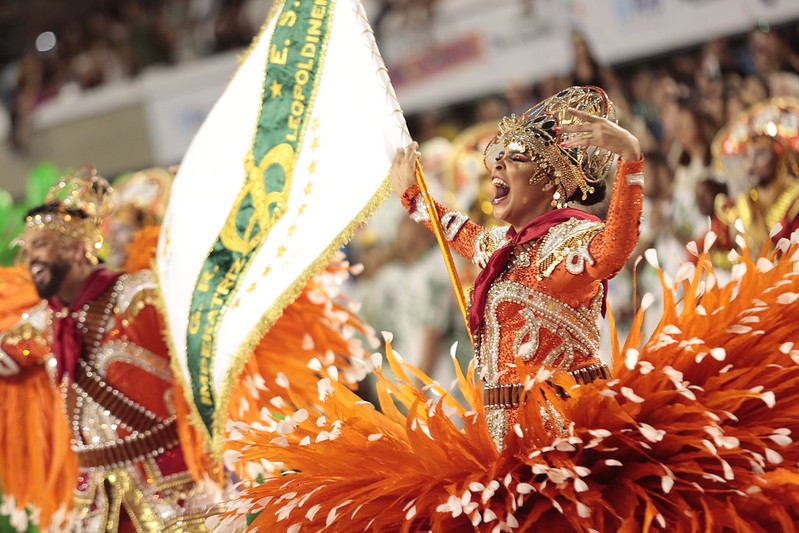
[479,280,603,386]
[440,211,468,241]
[536,219,603,279]
[473,227,509,268]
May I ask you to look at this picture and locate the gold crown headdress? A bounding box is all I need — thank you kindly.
[484,86,616,204]
[18,165,115,263]
[712,97,799,195]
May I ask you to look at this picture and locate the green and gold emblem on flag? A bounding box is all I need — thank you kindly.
[158,0,408,446]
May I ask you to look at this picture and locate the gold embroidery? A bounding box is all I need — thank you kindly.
[766,181,799,231]
[473,226,509,268]
[143,458,195,493]
[536,219,603,279]
[479,281,602,387]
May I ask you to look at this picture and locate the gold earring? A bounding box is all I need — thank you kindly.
[528,170,545,186]
[551,187,565,209]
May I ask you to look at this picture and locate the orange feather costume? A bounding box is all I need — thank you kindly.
[222,222,799,532]
[219,87,799,531]
[0,222,372,529]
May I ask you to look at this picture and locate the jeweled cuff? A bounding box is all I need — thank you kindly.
[400,184,422,212]
[618,156,645,184]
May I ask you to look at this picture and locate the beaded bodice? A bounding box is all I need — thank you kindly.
[0,269,207,532]
[62,271,177,462]
[477,279,603,387]
[474,219,606,386]
[402,158,645,449]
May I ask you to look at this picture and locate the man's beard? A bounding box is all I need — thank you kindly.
[33,260,71,299]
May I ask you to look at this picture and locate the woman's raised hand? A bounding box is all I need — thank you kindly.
[559,108,642,162]
[390,142,420,197]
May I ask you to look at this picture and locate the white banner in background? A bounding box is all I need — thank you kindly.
[574,0,799,65]
[372,0,799,113]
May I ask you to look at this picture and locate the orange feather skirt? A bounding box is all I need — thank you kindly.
[222,239,799,532]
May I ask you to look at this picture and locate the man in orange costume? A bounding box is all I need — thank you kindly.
[0,167,210,532]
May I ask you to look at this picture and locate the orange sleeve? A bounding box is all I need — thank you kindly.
[400,184,494,262]
[586,157,645,280]
[0,267,51,375]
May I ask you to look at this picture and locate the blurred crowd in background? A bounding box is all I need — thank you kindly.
[0,0,273,150]
[346,19,799,380]
[1,0,798,384]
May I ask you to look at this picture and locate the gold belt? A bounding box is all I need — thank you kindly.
[75,416,179,470]
[482,363,611,409]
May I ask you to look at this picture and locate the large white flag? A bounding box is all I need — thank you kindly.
[157,0,408,444]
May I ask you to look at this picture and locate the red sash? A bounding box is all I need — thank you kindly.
[468,208,603,334]
[47,266,121,381]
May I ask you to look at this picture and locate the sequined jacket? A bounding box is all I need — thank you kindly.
[401,159,644,448]
[0,270,208,533]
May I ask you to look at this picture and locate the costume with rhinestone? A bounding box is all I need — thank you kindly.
[401,152,642,448]
[1,271,211,532]
[711,97,799,255]
[0,167,374,532]
[399,85,643,448]
[0,168,211,532]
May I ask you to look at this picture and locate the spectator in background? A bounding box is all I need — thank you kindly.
[668,103,718,245]
[348,134,467,386]
[472,96,509,125]
[629,68,664,143]
[121,0,172,74]
[571,32,604,88]
[213,0,252,52]
[380,217,460,380]
[694,177,733,267]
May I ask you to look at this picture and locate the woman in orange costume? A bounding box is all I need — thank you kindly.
[392,86,643,450]
[223,86,799,532]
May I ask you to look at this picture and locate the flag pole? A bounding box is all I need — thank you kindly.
[414,160,475,348]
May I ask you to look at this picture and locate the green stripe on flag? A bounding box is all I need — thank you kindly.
[186,0,334,434]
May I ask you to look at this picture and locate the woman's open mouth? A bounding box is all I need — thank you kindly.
[491,177,510,205]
